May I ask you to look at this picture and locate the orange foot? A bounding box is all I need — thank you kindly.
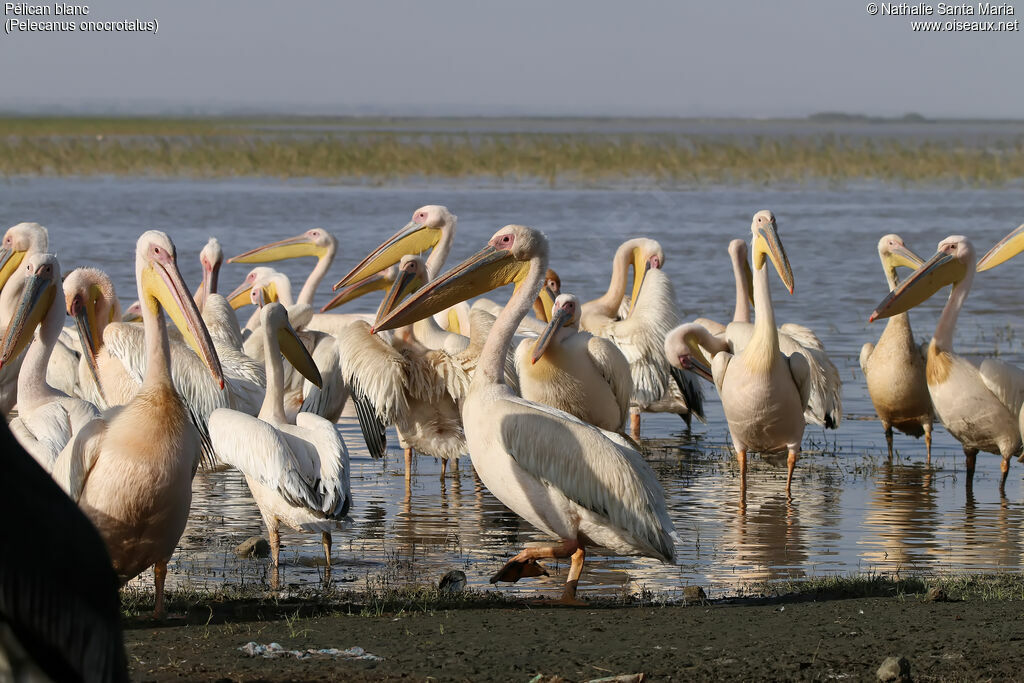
[490,558,549,584]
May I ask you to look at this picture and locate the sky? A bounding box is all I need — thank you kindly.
[2,0,1022,118]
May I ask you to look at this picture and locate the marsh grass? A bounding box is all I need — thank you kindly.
[3,117,1023,186]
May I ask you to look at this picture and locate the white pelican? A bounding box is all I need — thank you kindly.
[698,238,843,429]
[373,225,677,605]
[331,205,469,349]
[209,302,349,569]
[67,270,263,467]
[859,234,934,461]
[0,254,99,470]
[229,228,336,306]
[227,228,375,339]
[680,211,809,497]
[336,256,469,479]
[231,273,346,423]
[0,222,50,414]
[194,236,223,311]
[872,237,1024,489]
[581,238,704,438]
[62,268,124,406]
[336,205,457,288]
[52,230,224,619]
[872,235,1024,488]
[516,293,632,434]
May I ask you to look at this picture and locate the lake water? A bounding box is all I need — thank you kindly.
[4,176,1024,600]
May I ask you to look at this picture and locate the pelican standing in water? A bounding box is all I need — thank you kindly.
[0,254,99,470]
[687,211,809,497]
[52,231,224,618]
[697,238,842,429]
[336,255,470,478]
[859,234,934,461]
[581,238,704,439]
[209,302,349,569]
[374,225,677,605]
[872,234,1024,489]
[516,293,632,433]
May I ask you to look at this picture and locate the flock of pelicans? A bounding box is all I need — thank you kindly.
[4,204,1024,640]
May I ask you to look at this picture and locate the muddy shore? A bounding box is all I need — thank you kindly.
[125,580,1024,682]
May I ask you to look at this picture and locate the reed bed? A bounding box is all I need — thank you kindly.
[2,117,1023,186]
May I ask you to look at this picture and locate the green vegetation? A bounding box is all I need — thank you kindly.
[2,116,1023,186]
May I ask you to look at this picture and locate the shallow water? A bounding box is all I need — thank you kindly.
[4,177,1024,599]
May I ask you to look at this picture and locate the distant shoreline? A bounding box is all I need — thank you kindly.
[2,116,1022,186]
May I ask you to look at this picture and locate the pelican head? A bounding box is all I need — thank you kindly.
[870,235,972,322]
[261,302,322,388]
[334,205,456,289]
[377,255,427,320]
[122,300,142,322]
[544,269,561,295]
[664,323,715,383]
[750,210,794,294]
[225,266,284,309]
[976,223,1024,272]
[228,228,336,267]
[63,267,120,389]
[374,224,544,333]
[320,264,397,313]
[531,293,580,364]
[195,237,223,310]
[622,238,664,315]
[0,253,59,368]
[0,222,49,292]
[533,268,561,322]
[136,230,224,388]
[877,234,925,285]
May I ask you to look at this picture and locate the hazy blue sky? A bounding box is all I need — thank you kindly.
[3,0,1022,117]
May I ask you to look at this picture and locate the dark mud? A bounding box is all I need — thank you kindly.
[125,587,1024,682]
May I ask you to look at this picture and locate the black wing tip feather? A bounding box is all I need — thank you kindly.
[352,390,388,459]
[188,405,220,472]
[669,365,706,423]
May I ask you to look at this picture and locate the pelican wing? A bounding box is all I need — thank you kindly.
[208,409,321,512]
[288,413,350,519]
[498,395,676,562]
[711,351,733,395]
[779,323,826,352]
[405,347,471,405]
[52,414,112,502]
[979,358,1024,421]
[352,388,388,459]
[859,341,875,376]
[300,334,347,422]
[103,322,228,466]
[10,406,72,472]
[787,351,812,413]
[793,345,843,428]
[335,321,408,424]
[668,365,706,423]
[586,334,634,428]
